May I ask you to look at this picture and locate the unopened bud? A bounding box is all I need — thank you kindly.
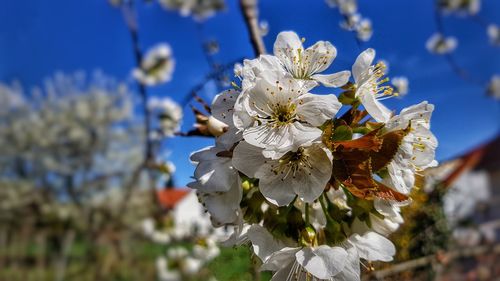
[207,116,228,136]
[300,226,316,246]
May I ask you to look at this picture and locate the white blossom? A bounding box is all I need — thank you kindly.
[487,24,500,46]
[383,102,438,194]
[235,70,341,157]
[426,33,458,55]
[273,31,351,87]
[356,18,373,42]
[233,142,333,206]
[391,76,409,96]
[133,43,175,86]
[149,97,183,137]
[352,48,394,122]
[487,75,500,99]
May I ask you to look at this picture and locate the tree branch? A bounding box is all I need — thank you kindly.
[368,243,500,279]
[239,0,266,57]
[122,3,154,164]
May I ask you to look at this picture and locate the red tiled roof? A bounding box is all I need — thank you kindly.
[156,188,191,209]
[440,134,499,188]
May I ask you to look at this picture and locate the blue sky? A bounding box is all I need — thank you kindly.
[1,0,499,186]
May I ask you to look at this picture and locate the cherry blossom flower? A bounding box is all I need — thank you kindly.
[383,102,438,194]
[487,75,500,99]
[133,43,175,86]
[351,48,394,122]
[233,142,333,206]
[273,31,351,87]
[392,76,409,96]
[235,71,341,157]
[148,97,182,137]
[487,24,500,46]
[426,33,458,55]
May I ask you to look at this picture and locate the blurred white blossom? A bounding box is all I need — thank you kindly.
[439,0,481,15]
[159,0,225,20]
[426,33,458,54]
[487,75,500,99]
[148,97,183,137]
[488,24,500,46]
[392,76,409,96]
[134,44,175,86]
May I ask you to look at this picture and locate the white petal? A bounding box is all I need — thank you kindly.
[333,247,360,281]
[292,145,332,203]
[359,89,392,122]
[270,262,302,281]
[247,225,285,262]
[303,40,337,74]
[353,48,375,84]
[196,181,242,227]
[273,31,303,69]
[244,122,321,156]
[190,146,237,192]
[349,232,395,262]
[261,247,299,272]
[296,246,348,279]
[211,89,239,129]
[311,70,351,87]
[232,141,267,178]
[257,168,298,206]
[297,93,342,127]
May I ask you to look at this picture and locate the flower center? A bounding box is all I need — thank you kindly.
[268,102,297,127]
[270,147,313,180]
[359,61,397,100]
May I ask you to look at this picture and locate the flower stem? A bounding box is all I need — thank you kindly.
[305,203,310,225]
[319,194,335,224]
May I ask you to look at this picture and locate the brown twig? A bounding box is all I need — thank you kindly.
[368,243,500,279]
[122,2,154,163]
[239,0,266,56]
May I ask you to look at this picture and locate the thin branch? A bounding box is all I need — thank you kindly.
[239,0,266,57]
[122,2,154,163]
[433,0,485,86]
[180,58,244,107]
[369,243,500,279]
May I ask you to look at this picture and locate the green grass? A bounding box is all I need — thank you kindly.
[0,240,272,281]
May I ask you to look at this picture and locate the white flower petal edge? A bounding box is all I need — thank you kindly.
[352,48,392,122]
[296,93,342,127]
[348,231,396,262]
[190,145,238,193]
[296,246,348,279]
[190,180,242,227]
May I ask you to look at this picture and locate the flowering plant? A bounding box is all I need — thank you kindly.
[188,31,438,280]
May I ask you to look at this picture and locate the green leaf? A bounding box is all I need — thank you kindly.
[331,125,353,141]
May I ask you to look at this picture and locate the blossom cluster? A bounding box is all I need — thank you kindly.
[189,31,438,280]
[142,217,221,281]
[325,0,373,42]
[155,241,219,281]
